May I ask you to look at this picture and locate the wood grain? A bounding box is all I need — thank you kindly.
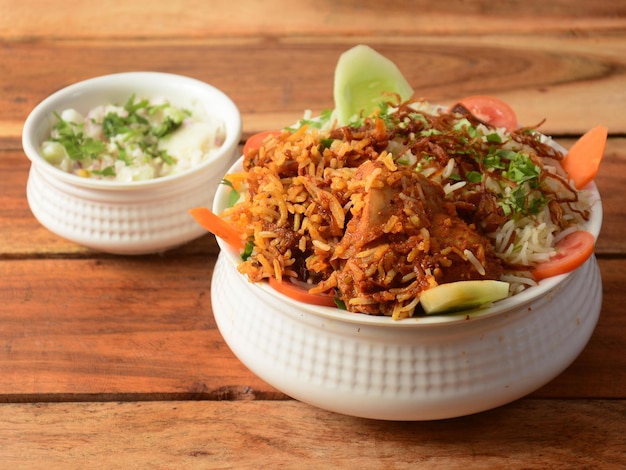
[0,400,624,469]
[1,35,625,141]
[1,256,624,401]
[0,256,282,401]
[3,0,626,39]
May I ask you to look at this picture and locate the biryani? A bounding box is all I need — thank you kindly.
[219,98,593,319]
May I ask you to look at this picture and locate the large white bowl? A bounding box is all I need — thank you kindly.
[22,72,242,254]
[210,157,603,421]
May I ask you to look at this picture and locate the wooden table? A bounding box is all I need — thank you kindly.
[1,1,625,467]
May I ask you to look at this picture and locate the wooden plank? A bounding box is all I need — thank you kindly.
[3,0,626,39]
[0,256,624,401]
[0,400,624,468]
[1,36,625,140]
[594,138,626,255]
[0,256,283,401]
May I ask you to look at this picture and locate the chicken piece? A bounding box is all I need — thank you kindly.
[332,160,502,316]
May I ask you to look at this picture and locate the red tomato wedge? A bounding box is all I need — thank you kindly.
[454,95,518,132]
[188,207,244,251]
[243,130,282,158]
[561,125,608,189]
[268,277,337,307]
[532,230,595,281]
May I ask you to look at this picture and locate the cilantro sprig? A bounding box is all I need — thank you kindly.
[496,150,546,217]
[51,115,107,161]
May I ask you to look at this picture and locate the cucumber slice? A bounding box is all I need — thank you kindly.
[333,44,414,126]
[419,280,510,315]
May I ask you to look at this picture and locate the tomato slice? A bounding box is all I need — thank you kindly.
[268,277,337,307]
[243,130,282,158]
[532,230,595,281]
[454,95,518,132]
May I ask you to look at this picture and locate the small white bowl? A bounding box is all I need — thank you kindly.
[22,72,242,254]
[210,157,603,421]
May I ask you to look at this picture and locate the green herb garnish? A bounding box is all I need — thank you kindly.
[319,137,334,150]
[241,240,254,261]
[466,171,483,183]
[91,166,116,177]
[51,115,107,161]
[485,132,503,143]
[49,95,189,178]
[504,152,541,185]
[221,179,240,207]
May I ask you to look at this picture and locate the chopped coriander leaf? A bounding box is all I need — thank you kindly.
[485,132,503,143]
[466,171,483,183]
[498,201,512,216]
[221,179,240,207]
[319,138,334,149]
[483,151,507,170]
[221,179,235,190]
[241,240,254,261]
[116,147,132,165]
[512,186,527,210]
[124,94,149,114]
[409,112,428,126]
[158,150,176,166]
[91,166,117,177]
[453,119,480,138]
[228,190,240,208]
[147,102,170,115]
[495,148,519,160]
[102,113,130,139]
[152,116,183,137]
[528,193,548,215]
[51,117,107,161]
[498,180,548,218]
[504,153,540,184]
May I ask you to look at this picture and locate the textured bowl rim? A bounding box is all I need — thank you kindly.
[22,71,242,192]
[212,154,603,327]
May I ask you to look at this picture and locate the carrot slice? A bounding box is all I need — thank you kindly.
[268,277,337,307]
[532,230,595,281]
[189,207,244,250]
[561,125,608,189]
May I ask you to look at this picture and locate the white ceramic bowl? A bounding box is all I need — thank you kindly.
[210,157,603,421]
[22,72,242,254]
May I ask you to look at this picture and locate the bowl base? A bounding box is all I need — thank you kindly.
[211,252,602,421]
